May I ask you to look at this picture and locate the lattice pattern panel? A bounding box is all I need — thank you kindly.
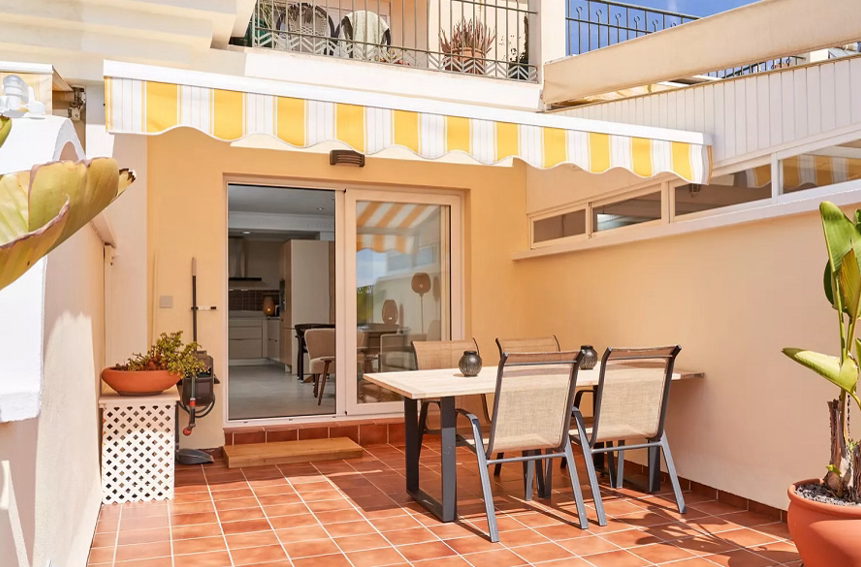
[101,403,175,504]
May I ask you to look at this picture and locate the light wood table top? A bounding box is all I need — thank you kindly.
[363,364,704,400]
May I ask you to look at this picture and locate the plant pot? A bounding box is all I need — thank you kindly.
[444,48,486,75]
[788,479,861,566]
[101,368,180,396]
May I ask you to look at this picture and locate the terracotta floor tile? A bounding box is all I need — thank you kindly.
[582,549,651,567]
[557,535,621,556]
[334,533,390,552]
[230,544,290,565]
[703,549,776,567]
[382,527,438,545]
[263,502,310,517]
[116,528,171,545]
[534,558,592,566]
[371,515,423,531]
[326,520,378,537]
[172,535,227,555]
[629,541,695,563]
[715,528,780,548]
[120,516,169,531]
[269,513,320,529]
[314,509,365,524]
[459,549,528,566]
[747,540,799,564]
[86,547,115,564]
[292,553,352,567]
[172,550,232,567]
[282,538,342,558]
[170,523,222,540]
[171,511,219,526]
[114,541,172,561]
[600,528,662,549]
[225,529,281,549]
[170,501,215,515]
[90,532,117,548]
[347,547,408,567]
[217,506,266,523]
[258,493,303,506]
[113,558,172,567]
[496,528,551,547]
[671,535,739,557]
[275,525,331,543]
[220,518,273,535]
[214,497,260,511]
[509,541,574,563]
[443,535,500,555]
[660,559,719,567]
[211,488,254,501]
[396,541,457,561]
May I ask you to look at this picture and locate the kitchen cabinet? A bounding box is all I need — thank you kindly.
[228,318,265,360]
[266,319,280,361]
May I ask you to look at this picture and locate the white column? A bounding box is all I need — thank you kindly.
[86,83,149,367]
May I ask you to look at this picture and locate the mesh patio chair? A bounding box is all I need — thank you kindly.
[412,339,484,454]
[458,351,588,542]
[492,335,562,475]
[276,2,336,55]
[570,346,685,527]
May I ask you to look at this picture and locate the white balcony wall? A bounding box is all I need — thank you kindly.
[0,224,106,567]
[557,55,861,167]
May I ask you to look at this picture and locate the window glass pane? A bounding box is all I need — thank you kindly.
[533,210,586,243]
[782,141,861,194]
[594,192,661,232]
[675,166,772,216]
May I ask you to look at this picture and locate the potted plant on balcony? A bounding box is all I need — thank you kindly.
[440,19,495,76]
[507,16,530,81]
[102,332,204,396]
[782,201,861,566]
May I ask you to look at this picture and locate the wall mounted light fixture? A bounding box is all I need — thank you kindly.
[330,149,365,167]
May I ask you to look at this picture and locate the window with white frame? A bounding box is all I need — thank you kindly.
[674,165,772,217]
[593,190,662,232]
[781,140,861,194]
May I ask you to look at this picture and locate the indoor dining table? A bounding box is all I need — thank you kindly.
[363,363,704,522]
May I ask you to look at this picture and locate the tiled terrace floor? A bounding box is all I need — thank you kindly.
[88,442,798,567]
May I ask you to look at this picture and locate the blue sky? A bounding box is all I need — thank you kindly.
[629,0,757,17]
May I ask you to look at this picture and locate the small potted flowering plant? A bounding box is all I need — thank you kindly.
[102,332,204,396]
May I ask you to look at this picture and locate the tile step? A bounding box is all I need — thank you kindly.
[222,437,363,468]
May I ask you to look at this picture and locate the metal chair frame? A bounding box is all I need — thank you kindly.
[459,351,589,542]
[570,345,686,527]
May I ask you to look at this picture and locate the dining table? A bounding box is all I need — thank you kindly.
[363,363,704,522]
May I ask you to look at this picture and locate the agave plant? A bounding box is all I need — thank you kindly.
[0,153,135,292]
[440,19,496,56]
[783,201,861,501]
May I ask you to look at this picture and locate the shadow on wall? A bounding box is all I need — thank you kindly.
[0,422,38,567]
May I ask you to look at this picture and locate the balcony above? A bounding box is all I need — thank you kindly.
[235,0,538,83]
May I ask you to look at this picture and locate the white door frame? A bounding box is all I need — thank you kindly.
[343,189,464,416]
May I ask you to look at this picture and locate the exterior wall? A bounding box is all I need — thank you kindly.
[559,55,861,167]
[146,129,527,449]
[0,225,105,567]
[513,207,860,510]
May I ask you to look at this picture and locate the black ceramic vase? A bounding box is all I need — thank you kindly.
[459,350,482,377]
[580,345,598,370]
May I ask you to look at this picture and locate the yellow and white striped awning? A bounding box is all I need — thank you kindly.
[356,202,437,254]
[104,61,712,183]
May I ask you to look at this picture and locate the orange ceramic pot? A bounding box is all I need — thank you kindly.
[788,479,861,567]
[101,368,179,396]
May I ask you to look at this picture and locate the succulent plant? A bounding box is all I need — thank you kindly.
[440,19,496,56]
[0,157,135,291]
[113,331,205,379]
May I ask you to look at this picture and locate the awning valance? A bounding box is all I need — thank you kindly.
[104,61,712,184]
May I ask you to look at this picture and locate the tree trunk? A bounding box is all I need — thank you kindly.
[852,443,861,502]
[826,399,850,495]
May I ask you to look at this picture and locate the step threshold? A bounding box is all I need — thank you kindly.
[223,437,363,469]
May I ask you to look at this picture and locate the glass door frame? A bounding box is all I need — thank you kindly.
[341,189,464,416]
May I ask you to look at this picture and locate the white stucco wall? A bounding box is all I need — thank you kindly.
[0,223,106,567]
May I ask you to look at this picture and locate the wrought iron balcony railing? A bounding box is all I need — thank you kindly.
[239,0,538,83]
[565,0,806,80]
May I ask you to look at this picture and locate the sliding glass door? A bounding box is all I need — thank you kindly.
[343,190,463,415]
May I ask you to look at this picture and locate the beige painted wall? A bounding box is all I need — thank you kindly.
[513,208,860,509]
[146,129,527,449]
[0,224,105,566]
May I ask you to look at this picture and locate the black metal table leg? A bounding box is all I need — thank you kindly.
[439,397,457,522]
[404,397,419,493]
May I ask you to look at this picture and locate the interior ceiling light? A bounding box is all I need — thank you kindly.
[242,231,251,235]
[316,207,324,211]
[330,149,365,167]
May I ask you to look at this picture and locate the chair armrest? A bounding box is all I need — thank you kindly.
[455,409,485,451]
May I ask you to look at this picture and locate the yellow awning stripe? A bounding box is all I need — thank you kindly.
[105,76,711,184]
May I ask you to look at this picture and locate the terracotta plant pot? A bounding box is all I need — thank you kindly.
[101,368,180,396]
[788,479,861,566]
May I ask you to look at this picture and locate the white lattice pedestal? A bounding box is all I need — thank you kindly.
[99,391,179,504]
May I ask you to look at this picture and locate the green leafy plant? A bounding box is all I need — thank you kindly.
[113,332,204,379]
[783,201,861,501]
[0,157,135,291]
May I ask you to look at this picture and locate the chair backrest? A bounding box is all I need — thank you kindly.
[590,346,681,444]
[495,336,560,357]
[486,351,582,455]
[305,328,335,359]
[412,338,479,370]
